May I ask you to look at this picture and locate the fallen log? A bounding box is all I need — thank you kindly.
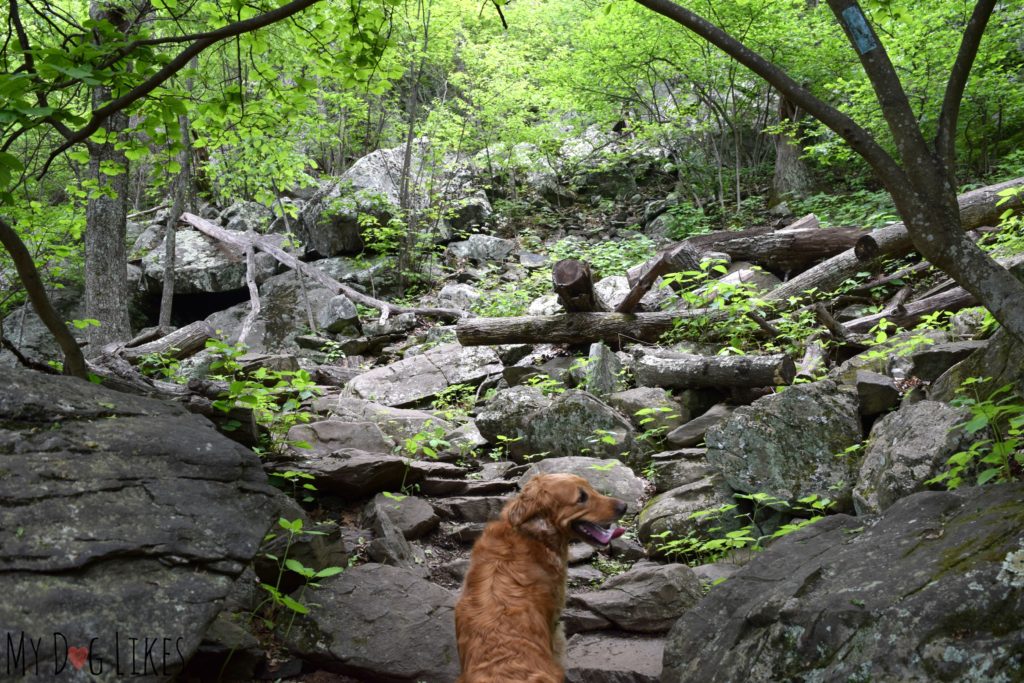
[634,352,796,389]
[455,311,696,346]
[686,225,869,273]
[179,212,467,322]
[553,259,606,312]
[122,320,215,362]
[764,177,1024,307]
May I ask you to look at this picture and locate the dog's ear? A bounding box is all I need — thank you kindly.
[505,478,546,528]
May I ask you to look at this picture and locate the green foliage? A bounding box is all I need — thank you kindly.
[524,373,566,396]
[255,517,345,633]
[927,377,1024,489]
[982,186,1024,258]
[650,493,834,565]
[137,349,184,383]
[664,202,712,240]
[205,339,323,449]
[789,189,899,229]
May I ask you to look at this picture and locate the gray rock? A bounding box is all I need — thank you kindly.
[316,294,361,335]
[363,493,440,540]
[637,476,737,550]
[950,307,990,339]
[332,397,452,444]
[0,366,275,676]
[661,484,1024,683]
[475,385,553,443]
[447,234,516,264]
[520,456,646,514]
[285,563,459,682]
[689,561,742,588]
[287,419,395,455]
[0,288,85,367]
[347,343,502,406]
[141,227,277,293]
[221,200,271,232]
[856,369,900,416]
[434,496,508,523]
[571,562,702,633]
[581,342,625,397]
[930,328,1024,402]
[648,448,713,492]
[364,498,429,576]
[520,252,548,269]
[437,282,482,310]
[853,400,969,515]
[607,387,688,434]
[665,403,734,448]
[528,293,564,316]
[706,382,863,510]
[516,390,642,464]
[280,448,421,497]
[254,493,349,593]
[448,190,492,233]
[909,340,989,381]
[569,630,663,683]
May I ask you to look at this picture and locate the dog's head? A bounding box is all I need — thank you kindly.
[504,473,628,547]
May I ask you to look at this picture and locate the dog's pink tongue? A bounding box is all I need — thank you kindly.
[594,525,626,545]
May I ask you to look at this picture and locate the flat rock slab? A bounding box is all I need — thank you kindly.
[661,484,1024,682]
[570,562,702,633]
[0,366,275,676]
[347,343,502,406]
[286,563,459,682]
[278,448,422,497]
[565,633,664,683]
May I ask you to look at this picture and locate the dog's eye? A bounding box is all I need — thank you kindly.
[577,488,589,504]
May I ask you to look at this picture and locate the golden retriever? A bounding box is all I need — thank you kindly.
[455,473,627,683]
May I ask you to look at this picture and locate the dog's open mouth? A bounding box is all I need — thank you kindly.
[572,520,626,547]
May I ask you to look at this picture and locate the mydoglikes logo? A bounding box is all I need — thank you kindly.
[4,632,186,677]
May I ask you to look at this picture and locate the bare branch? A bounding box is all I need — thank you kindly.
[39,0,323,175]
[935,0,997,176]
[629,0,910,196]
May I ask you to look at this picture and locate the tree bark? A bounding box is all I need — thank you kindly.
[686,225,869,273]
[634,352,796,389]
[553,259,606,312]
[83,2,134,355]
[122,320,215,362]
[769,94,815,206]
[456,311,693,346]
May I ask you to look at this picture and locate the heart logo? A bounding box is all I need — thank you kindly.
[67,646,89,670]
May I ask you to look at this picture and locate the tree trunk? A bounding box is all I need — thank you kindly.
[553,259,606,312]
[686,225,868,273]
[635,352,796,389]
[769,94,814,206]
[455,311,693,346]
[123,320,215,362]
[84,2,133,355]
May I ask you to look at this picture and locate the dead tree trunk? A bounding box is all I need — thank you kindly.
[456,311,693,346]
[179,212,466,322]
[553,259,607,312]
[122,320,215,362]
[635,352,796,388]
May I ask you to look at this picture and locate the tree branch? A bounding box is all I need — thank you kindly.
[824,1,936,188]
[0,217,87,378]
[39,0,323,176]
[628,0,911,196]
[935,0,997,177]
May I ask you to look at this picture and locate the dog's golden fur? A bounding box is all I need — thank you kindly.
[455,473,626,683]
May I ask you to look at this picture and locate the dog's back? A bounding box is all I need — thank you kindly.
[455,517,566,683]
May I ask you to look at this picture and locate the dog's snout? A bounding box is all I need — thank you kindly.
[614,499,628,517]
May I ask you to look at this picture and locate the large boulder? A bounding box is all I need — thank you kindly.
[140,226,278,293]
[0,366,276,676]
[853,400,969,515]
[0,287,85,367]
[347,343,502,406]
[474,385,553,443]
[706,381,863,510]
[287,419,395,455]
[661,484,1024,682]
[569,562,702,633]
[636,475,737,551]
[447,234,516,264]
[285,563,459,682]
[515,390,642,464]
[930,328,1024,402]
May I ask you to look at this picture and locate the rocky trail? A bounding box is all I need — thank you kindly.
[1,133,1023,682]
